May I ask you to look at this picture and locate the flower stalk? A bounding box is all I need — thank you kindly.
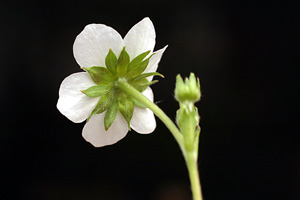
[186,150,203,200]
[117,78,203,200]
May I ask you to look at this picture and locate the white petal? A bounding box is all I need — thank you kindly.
[130,87,156,134]
[141,86,154,101]
[73,24,124,69]
[57,72,100,123]
[82,112,128,147]
[145,45,168,81]
[124,17,156,59]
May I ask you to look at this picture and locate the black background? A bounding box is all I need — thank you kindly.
[1,1,299,200]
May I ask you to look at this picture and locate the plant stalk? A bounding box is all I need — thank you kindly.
[117,80,203,200]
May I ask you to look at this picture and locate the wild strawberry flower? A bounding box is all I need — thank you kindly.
[57,17,167,147]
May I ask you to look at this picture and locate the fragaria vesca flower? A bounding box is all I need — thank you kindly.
[57,17,167,147]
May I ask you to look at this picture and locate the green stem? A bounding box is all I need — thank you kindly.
[117,80,202,200]
[186,151,203,200]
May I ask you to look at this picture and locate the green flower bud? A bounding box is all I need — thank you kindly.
[175,73,201,153]
[174,73,201,103]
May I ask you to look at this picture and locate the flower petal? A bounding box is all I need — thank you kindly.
[124,17,156,60]
[73,24,124,69]
[144,45,168,81]
[141,86,154,102]
[131,87,156,134]
[57,72,100,123]
[82,112,128,147]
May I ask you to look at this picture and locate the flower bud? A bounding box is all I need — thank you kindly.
[174,73,201,103]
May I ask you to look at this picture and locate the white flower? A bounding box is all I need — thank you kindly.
[57,17,167,147]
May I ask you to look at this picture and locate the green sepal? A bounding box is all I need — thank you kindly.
[131,72,164,81]
[126,54,154,79]
[194,125,201,159]
[105,49,118,74]
[81,85,111,98]
[129,78,158,92]
[176,106,199,134]
[83,66,114,85]
[175,73,201,103]
[134,54,154,75]
[118,94,134,129]
[131,97,147,108]
[127,50,150,71]
[86,90,114,121]
[117,47,130,76]
[104,101,119,130]
[96,90,114,114]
